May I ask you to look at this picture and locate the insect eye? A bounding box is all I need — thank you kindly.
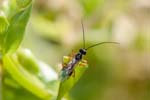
[79,49,86,55]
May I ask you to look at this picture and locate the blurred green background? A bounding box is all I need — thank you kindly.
[1,0,150,100]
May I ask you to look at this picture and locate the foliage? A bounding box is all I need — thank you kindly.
[1,0,149,100]
[0,0,88,100]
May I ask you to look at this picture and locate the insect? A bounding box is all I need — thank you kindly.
[60,21,118,81]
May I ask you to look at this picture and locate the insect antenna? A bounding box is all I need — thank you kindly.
[85,42,119,50]
[81,20,86,49]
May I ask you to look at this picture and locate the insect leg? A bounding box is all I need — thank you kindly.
[68,50,76,58]
[78,59,87,67]
[72,70,75,77]
[62,63,67,68]
[62,56,72,68]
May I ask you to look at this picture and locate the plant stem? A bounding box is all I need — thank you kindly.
[0,56,3,100]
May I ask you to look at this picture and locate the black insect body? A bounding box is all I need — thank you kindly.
[61,49,86,77]
[60,21,118,81]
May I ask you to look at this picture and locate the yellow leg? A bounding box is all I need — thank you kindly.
[72,70,75,77]
[78,59,87,67]
[68,50,76,58]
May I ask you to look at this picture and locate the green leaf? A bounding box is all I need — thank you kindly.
[3,54,52,99]
[0,12,9,35]
[56,56,88,100]
[0,12,9,51]
[3,3,32,54]
[16,0,32,8]
[16,49,40,74]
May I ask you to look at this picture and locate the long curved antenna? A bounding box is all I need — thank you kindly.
[85,42,119,50]
[81,20,85,49]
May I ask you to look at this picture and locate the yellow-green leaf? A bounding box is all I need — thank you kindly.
[57,56,88,100]
[0,12,9,34]
[3,54,52,99]
[3,3,32,54]
[16,0,32,8]
[17,49,40,74]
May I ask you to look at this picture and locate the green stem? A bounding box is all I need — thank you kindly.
[0,57,3,100]
[0,35,3,52]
